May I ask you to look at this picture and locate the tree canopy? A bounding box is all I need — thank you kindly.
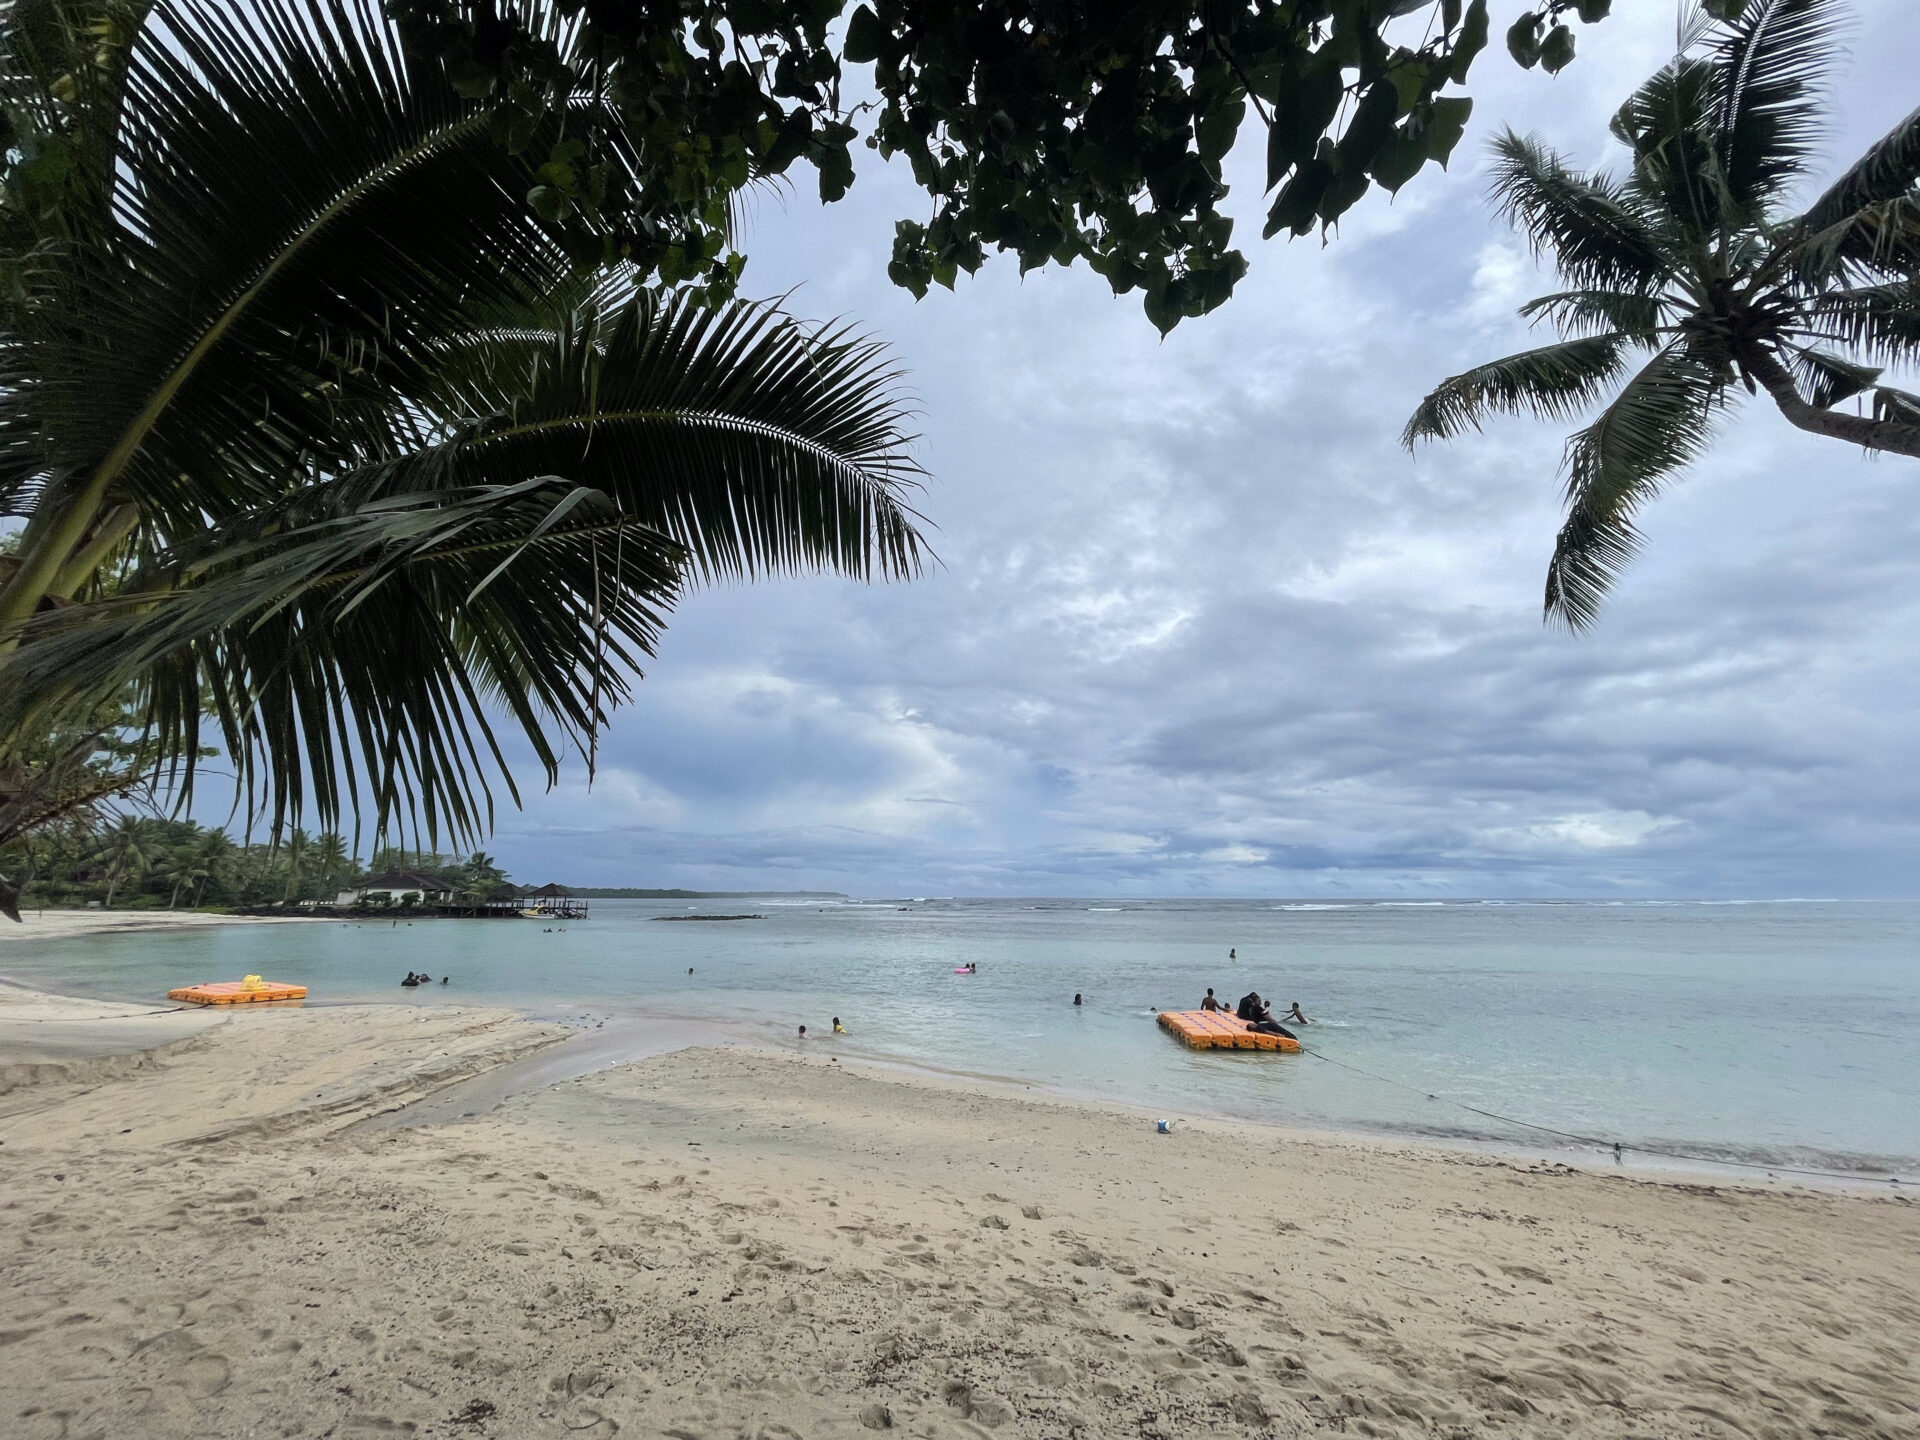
[0,0,925,875]
[1405,0,1920,629]
[371,0,1616,333]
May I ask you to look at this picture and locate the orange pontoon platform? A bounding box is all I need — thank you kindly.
[168,975,307,1006]
[1158,1009,1300,1053]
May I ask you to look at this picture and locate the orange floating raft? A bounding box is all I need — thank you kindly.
[168,973,307,1006]
[1158,1009,1300,1054]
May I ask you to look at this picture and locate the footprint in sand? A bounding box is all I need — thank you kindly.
[177,1352,232,1398]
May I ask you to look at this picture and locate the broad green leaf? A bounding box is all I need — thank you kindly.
[1426,97,1474,167]
[1451,0,1490,84]
[843,5,882,64]
[1540,24,1576,75]
[1507,11,1541,69]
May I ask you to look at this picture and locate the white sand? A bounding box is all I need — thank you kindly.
[0,908,331,945]
[3,999,1917,1439]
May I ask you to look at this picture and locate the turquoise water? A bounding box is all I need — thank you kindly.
[6,898,1918,1178]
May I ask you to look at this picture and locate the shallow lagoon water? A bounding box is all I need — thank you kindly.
[6,897,1917,1177]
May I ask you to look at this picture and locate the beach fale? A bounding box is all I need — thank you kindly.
[168,974,308,1006]
[1158,1009,1301,1053]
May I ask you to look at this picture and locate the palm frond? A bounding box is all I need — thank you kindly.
[1,0,931,846]
[1488,131,1672,293]
[1801,281,1920,365]
[1786,194,1920,289]
[1794,104,1920,235]
[1874,385,1920,426]
[1403,335,1630,448]
[1545,345,1727,630]
[3,479,684,846]
[1710,0,1844,214]
[1516,289,1669,341]
[1784,345,1881,408]
[1611,55,1729,246]
[423,291,929,585]
[6,0,607,543]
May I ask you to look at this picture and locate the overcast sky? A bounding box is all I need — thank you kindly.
[485,2,1920,899]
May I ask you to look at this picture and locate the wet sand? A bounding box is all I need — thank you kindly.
[2,994,1917,1439]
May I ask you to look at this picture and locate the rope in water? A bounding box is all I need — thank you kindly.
[1294,1042,1918,1188]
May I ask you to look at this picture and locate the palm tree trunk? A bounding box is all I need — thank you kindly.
[103,866,120,909]
[1741,345,1920,460]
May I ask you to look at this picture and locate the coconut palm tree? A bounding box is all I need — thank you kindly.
[312,831,352,899]
[157,847,207,909]
[193,828,238,906]
[279,827,314,903]
[461,849,506,900]
[90,814,155,908]
[1404,0,1920,629]
[0,0,923,861]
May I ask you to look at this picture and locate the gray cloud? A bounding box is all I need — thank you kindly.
[488,2,1920,898]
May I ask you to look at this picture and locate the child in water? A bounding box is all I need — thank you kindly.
[832,1017,846,1034]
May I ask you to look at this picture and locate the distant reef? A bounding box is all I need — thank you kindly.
[563,888,849,900]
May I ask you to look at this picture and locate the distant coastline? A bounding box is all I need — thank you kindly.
[563,888,848,900]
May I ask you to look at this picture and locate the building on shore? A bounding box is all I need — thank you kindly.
[335,871,456,908]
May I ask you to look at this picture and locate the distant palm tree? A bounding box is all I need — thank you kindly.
[280,828,314,904]
[193,830,238,906]
[158,850,208,909]
[462,850,507,899]
[1405,0,1920,629]
[0,0,923,857]
[90,815,155,908]
[312,831,352,899]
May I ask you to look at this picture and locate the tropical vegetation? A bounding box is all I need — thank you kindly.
[382,0,1617,333]
[0,811,519,912]
[1404,0,1920,628]
[0,0,925,915]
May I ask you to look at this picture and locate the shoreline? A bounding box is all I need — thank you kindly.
[3,997,1916,1438]
[0,907,337,947]
[2,968,1908,1195]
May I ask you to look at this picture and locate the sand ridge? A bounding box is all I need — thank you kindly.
[2,1009,1917,1438]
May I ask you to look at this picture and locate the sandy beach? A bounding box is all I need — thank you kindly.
[0,908,333,947]
[3,993,1917,1440]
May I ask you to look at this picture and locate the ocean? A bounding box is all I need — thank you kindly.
[6,897,1917,1180]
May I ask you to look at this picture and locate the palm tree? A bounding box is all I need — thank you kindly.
[90,814,155,908]
[1405,0,1920,629]
[280,827,313,903]
[193,829,238,906]
[462,850,507,900]
[0,0,923,860]
[312,831,352,899]
[157,848,208,909]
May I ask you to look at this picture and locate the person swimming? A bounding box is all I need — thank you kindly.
[1281,1001,1309,1025]
[1200,987,1222,1011]
[798,1024,808,1039]
[1073,993,1082,1006]
[832,1017,846,1034]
